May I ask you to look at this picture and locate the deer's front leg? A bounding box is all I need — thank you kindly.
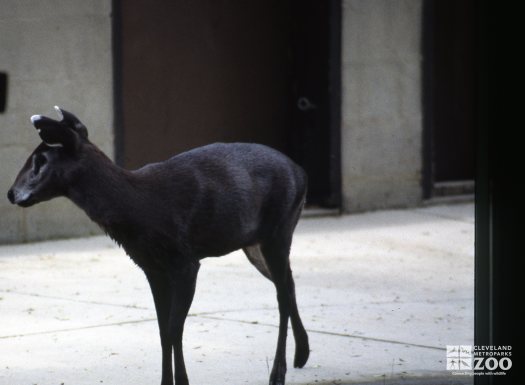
[168,261,200,385]
[145,270,174,385]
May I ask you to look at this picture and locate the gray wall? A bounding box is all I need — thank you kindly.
[0,0,114,243]
[341,0,423,212]
[0,0,425,243]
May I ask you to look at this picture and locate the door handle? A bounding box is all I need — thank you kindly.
[297,97,317,111]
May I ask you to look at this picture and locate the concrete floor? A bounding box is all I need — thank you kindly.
[0,203,474,385]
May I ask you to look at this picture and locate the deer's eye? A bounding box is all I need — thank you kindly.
[32,153,47,175]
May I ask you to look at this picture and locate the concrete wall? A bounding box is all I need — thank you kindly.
[0,0,424,242]
[0,0,113,243]
[341,0,423,212]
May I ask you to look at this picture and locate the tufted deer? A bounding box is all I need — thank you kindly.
[7,107,310,385]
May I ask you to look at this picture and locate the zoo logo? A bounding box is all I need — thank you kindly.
[446,345,513,372]
[446,345,472,370]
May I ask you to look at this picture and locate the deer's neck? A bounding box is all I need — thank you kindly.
[67,147,143,233]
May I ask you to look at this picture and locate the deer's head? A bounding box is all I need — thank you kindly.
[7,106,89,207]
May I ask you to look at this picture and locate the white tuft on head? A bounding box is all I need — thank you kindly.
[43,142,64,148]
[54,106,63,120]
[30,115,43,125]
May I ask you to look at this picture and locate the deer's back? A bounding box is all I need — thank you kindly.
[128,143,306,262]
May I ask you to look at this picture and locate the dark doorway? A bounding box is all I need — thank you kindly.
[113,0,341,208]
[423,0,476,198]
[289,0,341,208]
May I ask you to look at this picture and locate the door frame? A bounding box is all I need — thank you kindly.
[327,0,343,209]
[112,0,125,167]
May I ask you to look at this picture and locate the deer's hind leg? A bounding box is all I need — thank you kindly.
[244,238,309,385]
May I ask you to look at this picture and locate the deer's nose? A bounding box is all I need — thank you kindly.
[7,188,15,204]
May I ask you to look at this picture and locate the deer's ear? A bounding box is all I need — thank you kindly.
[31,115,80,151]
[54,106,88,139]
